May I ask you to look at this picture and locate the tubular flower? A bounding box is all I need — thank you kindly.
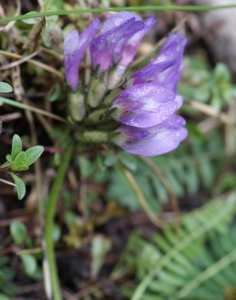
[111,33,188,156]
[64,18,100,92]
[90,12,156,80]
[113,115,187,156]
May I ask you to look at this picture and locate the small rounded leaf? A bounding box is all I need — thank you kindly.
[46,83,61,102]
[11,135,22,160]
[10,173,26,200]
[6,154,14,163]
[19,254,37,275]
[14,151,26,166]
[0,82,13,93]
[10,221,27,245]
[25,146,44,166]
[14,165,29,171]
[22,12,42,24]
[53,223,61,242]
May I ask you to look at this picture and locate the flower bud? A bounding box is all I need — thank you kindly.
[82,130,109,143]
[85,108,108,125]
[87,72,107,108]
[68,90,85,122]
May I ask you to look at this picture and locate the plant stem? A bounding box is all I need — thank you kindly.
[0,5,236,24]
[45,142,74,300]
[0,96,69,124]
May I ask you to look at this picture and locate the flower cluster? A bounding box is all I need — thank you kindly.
[64,12,187,157]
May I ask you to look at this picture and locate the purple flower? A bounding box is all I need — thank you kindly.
[111,33,187,156]
[131,33,187,92]
[90,12,155,77]
[64,19,100,92]
[63,12,187,157]
[111,83,180,128]
[112,115,187,156]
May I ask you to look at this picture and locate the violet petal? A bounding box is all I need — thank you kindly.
[130,60,176,85]
[114,115,187,156]
[150,33,187,91]
[111,83,175,109]
[90,18,144,73]
[118,16,156,68]
[64,18,100,92]
[117,101,178,128]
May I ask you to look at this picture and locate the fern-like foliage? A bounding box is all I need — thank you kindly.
[106,131,228,211]
[112,193,236,300]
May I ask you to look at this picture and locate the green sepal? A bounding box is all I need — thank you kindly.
[85,108,109,125]
[78,130,109,144]
[87,69,107,108]
[103,87,123,107]
[68,86,86,122]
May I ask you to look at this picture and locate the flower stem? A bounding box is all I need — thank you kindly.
[45,142,74,300]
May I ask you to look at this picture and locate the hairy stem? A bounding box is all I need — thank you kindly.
[45,142,74,300]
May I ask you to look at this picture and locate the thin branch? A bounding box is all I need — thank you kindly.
[140,156,181,223]
[0,96,70,124]
[0,50,63,78]
[0,48,42,71]
[185,99,234,125]
[0,112,22,122]
[123,166,163,227]
[0,177,16,187]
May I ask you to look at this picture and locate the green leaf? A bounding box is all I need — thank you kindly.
[1,281,18,295]
[10,221,27,245]
[19,254,37,275]
[53,223,61,242]
[0,161,11,168]
[1,266,15,279]
[0,82,13,93]
[25,146,44,166]
[13,165,29,171]
[9,163,17,171]
[6,155,13,163]
[11,135,22,160]
[78,156,95,177]
[46,83,61,102]
[12,150,29,170]
[0,293,11,300]
[9,173,26,200]
[119,151,137,172]
[103,151,117,167]
[44,0,63,11]
[213,63,231,83]
[91,235,111,279]
[14,151,26,166]
[0,272,6,288]
[0,256,10,267]
[22,12,42,24]
[63,211,77,229]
